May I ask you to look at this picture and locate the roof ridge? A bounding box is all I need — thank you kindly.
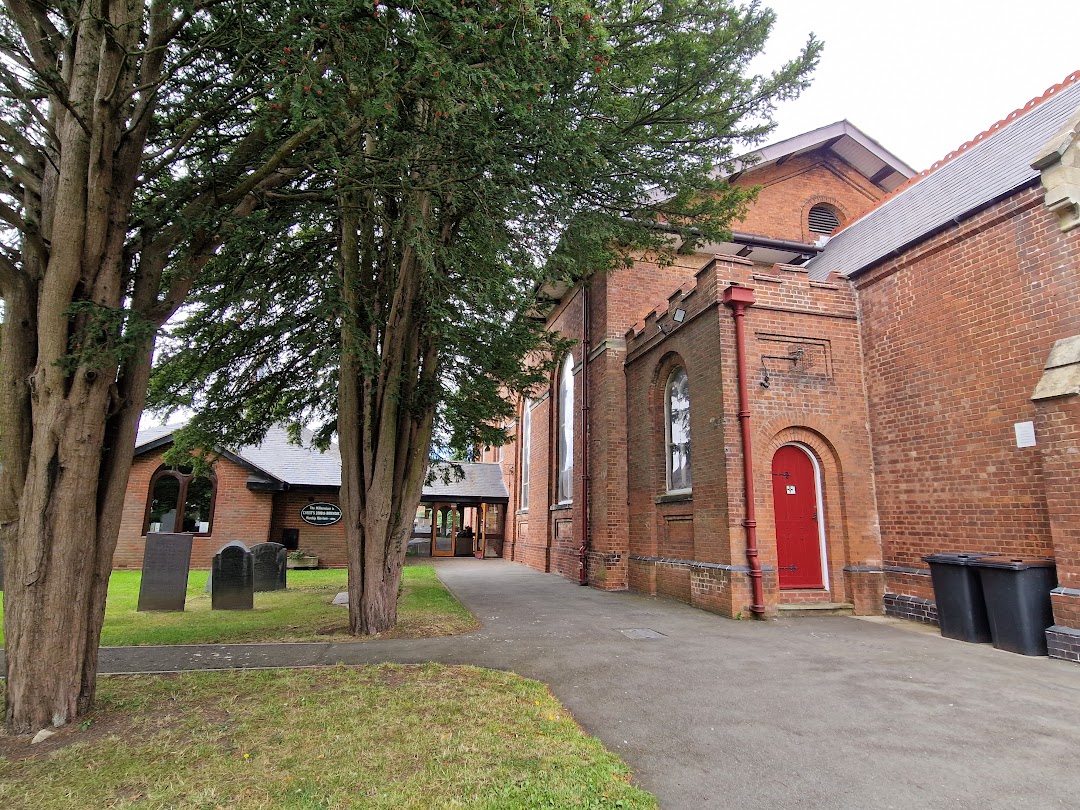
[833,69,1080,231]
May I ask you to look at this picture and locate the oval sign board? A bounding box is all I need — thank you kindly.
[300,502,342,526]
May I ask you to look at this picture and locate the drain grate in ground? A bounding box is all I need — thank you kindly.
[618,628,666,640]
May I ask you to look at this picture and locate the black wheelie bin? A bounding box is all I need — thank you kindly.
[922,552,1001,643]
[970,556,1057,656]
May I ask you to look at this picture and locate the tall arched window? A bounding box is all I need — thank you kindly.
[519,398,531,510]
[144,466,217,535]
[557,354,574,503]
[666,368,691,492]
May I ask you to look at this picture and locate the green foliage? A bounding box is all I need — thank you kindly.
[149,0,819,461]
[61,302,157,372]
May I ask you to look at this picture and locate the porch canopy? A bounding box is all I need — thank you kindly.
[421,462,509,506]
[416,462,509,558]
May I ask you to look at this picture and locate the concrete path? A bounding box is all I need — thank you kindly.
[14,559,1080,808]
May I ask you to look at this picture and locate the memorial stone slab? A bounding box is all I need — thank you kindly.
[206,540,250,592]
[137,533,194,611]
[252,542,287,592]
[211,545,254,610]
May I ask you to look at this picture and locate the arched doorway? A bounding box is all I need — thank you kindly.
[771,443,828,590]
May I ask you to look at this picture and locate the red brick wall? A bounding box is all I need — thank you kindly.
[269,489,347,568]
[854,185,1080,603]
[1035,393,1080,631]
[116,448,274,569]
[733,153,886,244]
[499,150,892,595]
[481,412,518,559]
[624,255,883,616]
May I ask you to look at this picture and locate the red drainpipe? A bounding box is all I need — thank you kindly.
[579,285,591,585]
[722,283,766,616]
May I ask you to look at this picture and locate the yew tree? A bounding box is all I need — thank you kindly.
[149,1,820,634]
[0,0,320,733]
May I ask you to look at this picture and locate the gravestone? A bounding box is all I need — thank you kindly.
[211,544,254,610]
[252,542,287,592]
[137,533,194,611]
[0,542,5,592]
[205,540,249,593]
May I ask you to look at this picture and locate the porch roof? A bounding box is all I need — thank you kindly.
[422,462,509,504]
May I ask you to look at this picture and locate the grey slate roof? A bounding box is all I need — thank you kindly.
[134,423,509,500]
[423,462,509,503]
[135,423,342,487]
[237,428,342,487]
[808,76,1080,280]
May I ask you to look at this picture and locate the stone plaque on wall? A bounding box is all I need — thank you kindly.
[137,533,194,611]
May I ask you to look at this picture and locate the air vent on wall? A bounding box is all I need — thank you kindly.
[808,204,841,235]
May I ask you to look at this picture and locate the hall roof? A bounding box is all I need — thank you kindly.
[135,423,342,488]
[134,423,509,501]
[726,119,916,194]
[808,71,1080,280]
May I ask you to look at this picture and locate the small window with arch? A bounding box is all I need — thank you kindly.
[143,465,217,535]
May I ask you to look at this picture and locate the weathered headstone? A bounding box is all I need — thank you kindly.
[252,542,287,592]
[211,545,254,610]
[205,540,249,593]
[137,533,194,612]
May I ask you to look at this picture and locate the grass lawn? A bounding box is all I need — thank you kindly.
[0,664,657,809]
[0,566,478,647]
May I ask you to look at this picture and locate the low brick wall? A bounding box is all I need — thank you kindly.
[1046,626,1080,663]
[884,593,939,626]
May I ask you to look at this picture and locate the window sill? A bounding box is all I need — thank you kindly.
[516,509,529,516]
[550,503,573,512]
[654,492,692,505]
[143,530,213,538]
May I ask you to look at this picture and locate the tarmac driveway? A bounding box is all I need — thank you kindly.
[40,559,1080,807]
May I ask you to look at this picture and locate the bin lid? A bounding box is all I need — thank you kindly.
[922,552,1003,566]
[969,556,1057,570]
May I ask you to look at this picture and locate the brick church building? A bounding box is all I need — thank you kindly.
[115,71,1080,661]
[484,71,1080,660]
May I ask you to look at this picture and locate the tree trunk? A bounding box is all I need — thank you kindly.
[336,189,437,635]
[1,0,309,733]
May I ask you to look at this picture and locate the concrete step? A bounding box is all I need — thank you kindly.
[777,602,855,617]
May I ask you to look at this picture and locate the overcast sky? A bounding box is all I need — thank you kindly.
[751,1,1080,171]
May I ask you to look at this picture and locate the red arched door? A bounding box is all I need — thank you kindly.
[771,445,824,589]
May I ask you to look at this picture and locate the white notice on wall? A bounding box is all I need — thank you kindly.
[1014,421,1037,448]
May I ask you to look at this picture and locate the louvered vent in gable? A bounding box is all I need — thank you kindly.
[808,204,841,235]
